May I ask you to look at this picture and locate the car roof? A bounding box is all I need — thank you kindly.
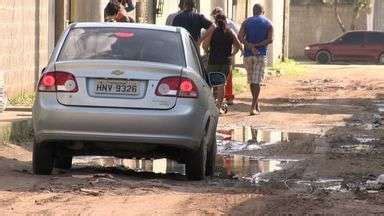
[72,22,187,34]
[345,30,384,34]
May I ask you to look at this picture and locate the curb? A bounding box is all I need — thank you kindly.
[5,106,32,112]
[0,119,33,144]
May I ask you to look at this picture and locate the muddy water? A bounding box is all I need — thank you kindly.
[71,128,318,183]
[215,155,298,181]
[72,155,297,182]
[217,126,319,153]
[73,157,186,175]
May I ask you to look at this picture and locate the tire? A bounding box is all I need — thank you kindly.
[316,51,331,64]
[379,53,384,65]
[186,138,208,181]
[206,134,217,176]
[54,156,73,170]
[32,141,55,175]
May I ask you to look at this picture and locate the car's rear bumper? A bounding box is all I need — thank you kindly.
[33,94,209,151]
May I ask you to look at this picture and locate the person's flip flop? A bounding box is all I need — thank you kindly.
[250,110,260,116]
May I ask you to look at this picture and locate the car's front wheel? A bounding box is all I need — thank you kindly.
[379,53,384,65]
[32,141,54,175]
[316,51,331,64]
[186,138,207,181]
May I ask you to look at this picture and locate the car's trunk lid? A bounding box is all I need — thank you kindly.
[55,60,183,110]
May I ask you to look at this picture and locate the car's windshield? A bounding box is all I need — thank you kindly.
[58,27,185,66]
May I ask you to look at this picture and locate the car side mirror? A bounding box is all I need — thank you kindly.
[208,72,226,87]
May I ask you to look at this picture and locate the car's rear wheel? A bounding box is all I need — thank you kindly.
[316,51,331,64]
[32,141,55,175]
[186,138,207,181]
[206,134,217,176]
[54,156,73,170]
[379,53,384,65]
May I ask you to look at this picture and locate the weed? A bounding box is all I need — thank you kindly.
[9,92,35,106]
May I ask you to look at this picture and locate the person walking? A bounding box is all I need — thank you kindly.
[172,0,214,45]
[165,0,185,25]
[104,1,120,22]
[210,7,239,105]
[204,14,242,114]
[238,4,273,115]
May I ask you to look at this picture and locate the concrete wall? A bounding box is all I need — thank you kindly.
[368,0,384,31]
[136,0,154,23]
[289,4,368,59]
[154,0,179,25]
[71,0,109,22]
[0,0,52,97]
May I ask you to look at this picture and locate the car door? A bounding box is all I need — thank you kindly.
[331,32,366,61]
[365,32,384,61]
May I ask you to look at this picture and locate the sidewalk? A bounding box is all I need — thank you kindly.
[0,110,33,143]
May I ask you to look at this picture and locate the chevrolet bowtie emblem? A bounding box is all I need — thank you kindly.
[111,70,124,76]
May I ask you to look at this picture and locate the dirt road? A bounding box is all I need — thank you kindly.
[1,64,384,215]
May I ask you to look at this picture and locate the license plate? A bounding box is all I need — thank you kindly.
[93,79,141,96]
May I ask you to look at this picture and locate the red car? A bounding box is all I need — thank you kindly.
[305,31,384,64]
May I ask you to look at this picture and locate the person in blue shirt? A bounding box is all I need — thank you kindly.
[238,4,273,116]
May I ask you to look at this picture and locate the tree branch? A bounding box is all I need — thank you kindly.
[334,0,347,33]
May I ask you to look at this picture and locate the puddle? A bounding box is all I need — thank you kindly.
[70,128,318,184]
[354,137,378,144]
[373,101,384,112]
[73,157,185,175]
[73,155,298,183]
[216,154,298,183]
[378,106,384,113]
[217,126,319,154]
[287,178,346,193]
[339,144,373,152]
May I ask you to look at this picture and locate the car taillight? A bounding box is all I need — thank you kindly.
[156,76,198,98]
[38,71,78,92]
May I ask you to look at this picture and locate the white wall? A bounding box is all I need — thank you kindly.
[155,0,180,25]
[71,0,110,22]
[373,0,384,31]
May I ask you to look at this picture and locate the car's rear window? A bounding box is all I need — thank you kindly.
[58,27,185,66]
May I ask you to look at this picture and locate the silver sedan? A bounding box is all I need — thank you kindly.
[33,22,219,180]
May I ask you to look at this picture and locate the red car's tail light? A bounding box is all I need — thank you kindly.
[178,78,198,98]
[155,76,198,98]
[38,71,78,93]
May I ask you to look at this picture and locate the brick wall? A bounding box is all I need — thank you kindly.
[0,0,50,97]
[289,4,367,59]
